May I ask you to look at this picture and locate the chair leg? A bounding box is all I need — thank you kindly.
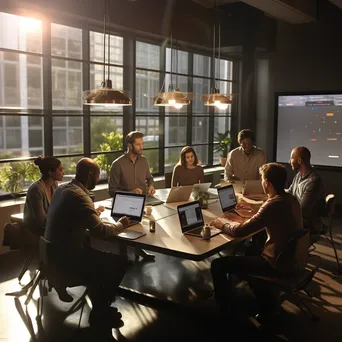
[327,221,341,274]
[24,270,43,306]
[293,291,319,322]
[18,255,34,283]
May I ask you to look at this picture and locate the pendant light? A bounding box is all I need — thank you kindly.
[202,5,232,110]
[153,35,191,109]
[83,0,132,106]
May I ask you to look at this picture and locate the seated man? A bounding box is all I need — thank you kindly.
[109,130,155,196]
[224,129,266,182]
[45,158,130,340]
[288,146,325,232]
[211,163,303,320]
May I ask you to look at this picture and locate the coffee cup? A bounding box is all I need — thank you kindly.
[145,205,152,216]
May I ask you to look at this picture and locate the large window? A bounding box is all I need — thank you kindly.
[0,11,236,196]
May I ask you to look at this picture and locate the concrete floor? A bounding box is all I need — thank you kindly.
[0,217,341,342]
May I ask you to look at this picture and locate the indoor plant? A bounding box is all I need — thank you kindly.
[214,130,231,166]
[192,189,210,209]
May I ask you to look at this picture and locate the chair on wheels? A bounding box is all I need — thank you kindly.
[311,194,341,274]
[248,229,322,321]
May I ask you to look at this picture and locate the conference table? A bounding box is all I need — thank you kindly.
[96,186,264,262]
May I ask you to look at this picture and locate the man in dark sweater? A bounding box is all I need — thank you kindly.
[45,158,130,340]
[210,163,303,321]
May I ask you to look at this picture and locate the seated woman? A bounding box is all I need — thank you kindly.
[171,146,205,187]
[23,156,64,235]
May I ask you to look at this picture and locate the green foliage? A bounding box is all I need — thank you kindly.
[94,132,123,176]
[214,130,231,157]
[91,117,120,151]
[193,190,210,208]
[0,161,40,194]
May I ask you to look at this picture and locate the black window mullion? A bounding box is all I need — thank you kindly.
[208,53,216,165]
[42,21,53,156]
[159,44,166,176]
[187,52,193,147]
[82,29,90,157]
[123,35,135,150]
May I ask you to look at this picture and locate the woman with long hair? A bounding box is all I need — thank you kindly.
[171,146,204,186]
[23,156,64,235]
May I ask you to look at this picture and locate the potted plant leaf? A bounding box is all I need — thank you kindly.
[214,130,231,166]
[192,189,210,209]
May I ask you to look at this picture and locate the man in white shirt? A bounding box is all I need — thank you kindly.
[224,129,266,182]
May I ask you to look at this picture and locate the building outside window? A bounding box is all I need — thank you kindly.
[0,11,235,196]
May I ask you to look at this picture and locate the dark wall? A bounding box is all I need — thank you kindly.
[255,0,342,203]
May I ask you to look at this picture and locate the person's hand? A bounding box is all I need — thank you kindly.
[95,205,105,216]
[147,185,156,196]
[235,201,252,210]
[133,188,143,194]
[223,212,246,223]
[118,216,130,228]
[210,218,230,230]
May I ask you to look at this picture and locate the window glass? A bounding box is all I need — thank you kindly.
[143,149,159,174]
[136,70,160,113]
[194,54,211,77]
[136,41,160,70]
[0,12,42,53]
[165,117,187,147]
[192,117,209,144]
[89,32,123,65]
[193,145,208,166]
[0,51,43,109]
[135,117,159,148]
[215,59,233,80]
[90,117,123,152]
[166,48,188,74]
[92,151,122,180]
[51,23,82,59]
[164,147,182,173]
[53,117,83,155]
[193,77,210,114]
[52,59,82,110]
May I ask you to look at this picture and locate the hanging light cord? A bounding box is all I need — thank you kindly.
[107,0,110,81]
[102,0,107,85]
[218,19,221,84]
[170,34,173,88]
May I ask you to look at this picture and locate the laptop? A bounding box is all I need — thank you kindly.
[217,184,253,218]
[145,195,164,206]
[166,185,193,203]
[242,180,267,200]
[192,182,218,200]
[177,201,221,237]
[111,191,146,226]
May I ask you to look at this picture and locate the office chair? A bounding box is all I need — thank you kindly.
[248,229,321,322]
[164,172,172,188]
[311,194,341,274]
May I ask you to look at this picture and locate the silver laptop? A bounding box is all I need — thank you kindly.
[192,182,212,193]
[177,201,221,237]
[166,185,193,203]
[217,184,252,218]
[242,180,267,200]
[111,191,146,226]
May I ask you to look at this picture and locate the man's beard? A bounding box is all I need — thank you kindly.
[132,145,142,156]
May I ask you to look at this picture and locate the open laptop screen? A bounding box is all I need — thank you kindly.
[111,192,145,221]
[217,185,237,212]
[177,201,203,232]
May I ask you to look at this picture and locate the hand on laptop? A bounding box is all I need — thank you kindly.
[95,205,105,216]
[133,188,143,194]
[222,212,246,223]
[118,216,130,228]
[147,185,156,196]
[210,218,231,230]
